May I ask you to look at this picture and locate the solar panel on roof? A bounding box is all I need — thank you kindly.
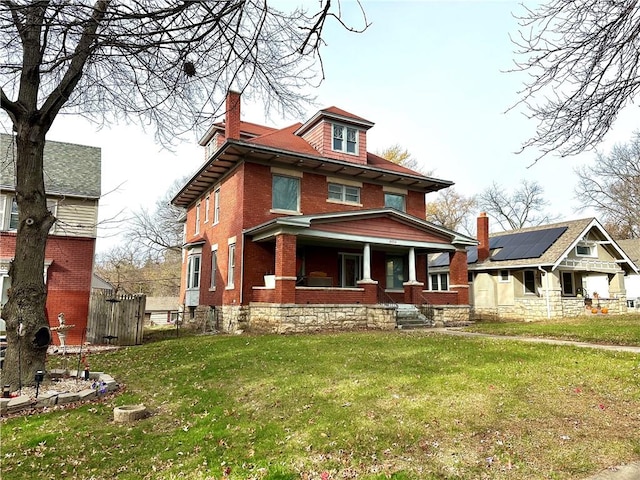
[490,226,567,261]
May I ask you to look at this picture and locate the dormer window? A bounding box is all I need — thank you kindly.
[575,242,596,257]
[332,124,358,154]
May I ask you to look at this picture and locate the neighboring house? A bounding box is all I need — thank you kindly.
[91,273,115,292]
[0,133,101,345]
[618,239,640,308]
[144,297,180,325]
[171,91,476,333]
[430,213,638,320]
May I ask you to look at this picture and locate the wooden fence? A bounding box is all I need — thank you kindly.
[87,291,146,346]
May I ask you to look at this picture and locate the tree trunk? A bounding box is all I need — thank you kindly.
[1,127,56,390]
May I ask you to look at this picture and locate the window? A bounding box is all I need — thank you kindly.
[1,195,56,231]
[386,256,407,290]
[210,247,218,290]
[339,253,362,287]
[561,271,575,296]
[332,124,358,154]
[575,243,596,257]
[195,202,201,235]
[328,183,360,203]
[227,243,236,288]
[213,188,220,224]
[186,254,201,289]
[523,270,536,295]
[499,270,510,282]
[430,273,449,291]
[204,195,210,223]
[384,193,406,212]
[272,175,300,212]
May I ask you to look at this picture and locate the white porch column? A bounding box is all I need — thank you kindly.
[363,243,372,281]
[408,247,417,283]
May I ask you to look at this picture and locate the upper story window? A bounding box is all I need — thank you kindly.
[272,174,300,212]
[328,183,360,204]
[213,188,220,224]
[575,242,596,257]
[384,193,406,212]
[204,195,210,223]
[1,194,57,232]
[195,201,201,235]
[332,124,358,154]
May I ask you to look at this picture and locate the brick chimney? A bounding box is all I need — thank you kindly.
[225,90,241,140]
[477,212,490,262]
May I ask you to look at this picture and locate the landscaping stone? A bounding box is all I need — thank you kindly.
[57,392,80,405]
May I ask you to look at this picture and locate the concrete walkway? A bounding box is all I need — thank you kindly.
[431,328,640,479]
[431,328,640,354]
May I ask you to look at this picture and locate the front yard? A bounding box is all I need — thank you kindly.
[465,313,640,346]
[2,324,640,479]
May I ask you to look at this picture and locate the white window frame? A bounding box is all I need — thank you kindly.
[204,195,210,223]
[213,188,220,225]
[271,174,300,213]
[332,124,358,155]
[575,242,597,258]
[430,273,449,291]
[328,183,361,204]
[186,253,201,289]
[499,270,510,283]
[195,201,201,235]
[523,270,536,295]
[227,243,236,289]
[210,245,218,290]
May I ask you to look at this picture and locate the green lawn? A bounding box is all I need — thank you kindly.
[464,314,640,346]
[2,330,640,479]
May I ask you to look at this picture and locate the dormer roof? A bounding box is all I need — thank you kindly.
[295,106,374,137]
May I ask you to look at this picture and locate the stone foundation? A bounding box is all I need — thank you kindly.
[432,305,471,326]
[471,295,628,321]
[248,303,396,334]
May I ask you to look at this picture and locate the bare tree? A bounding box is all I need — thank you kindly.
[0,1,367,388]
[478,179,558,230]
[512,1,640,158]
[425,188,477,235]
[575,134,640,239]
[95,244,181,297]
[127,178,187,260]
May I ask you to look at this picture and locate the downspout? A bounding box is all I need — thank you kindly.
[538,266,551,319]
[239,232,245,305]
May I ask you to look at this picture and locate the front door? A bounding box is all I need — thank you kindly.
[340,253,362,287]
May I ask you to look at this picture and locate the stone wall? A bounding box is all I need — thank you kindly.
[432,305,471,326]
[471,292,628,321]
[247,304,396,334]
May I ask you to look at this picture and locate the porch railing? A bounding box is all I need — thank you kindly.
[377,284,398,307]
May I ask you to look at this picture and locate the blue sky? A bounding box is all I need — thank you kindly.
[43,1,639,253]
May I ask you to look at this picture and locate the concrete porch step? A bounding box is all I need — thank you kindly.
[396,304,433,329]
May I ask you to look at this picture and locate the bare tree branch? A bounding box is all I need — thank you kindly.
[510,1,640,159]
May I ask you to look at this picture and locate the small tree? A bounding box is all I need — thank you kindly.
[575,134,640,239]
[425,188,477,235]
[0,1,366,388]
[478,179,558,230]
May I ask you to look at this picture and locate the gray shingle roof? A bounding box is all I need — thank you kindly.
[0,133,101,198]
[618,239,640,264]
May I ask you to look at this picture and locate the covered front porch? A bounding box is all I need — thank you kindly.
[244,209,475,308]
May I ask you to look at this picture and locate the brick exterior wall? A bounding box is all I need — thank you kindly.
[1,232,95,345]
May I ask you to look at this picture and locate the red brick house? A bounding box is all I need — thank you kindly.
[172,92,475,333]
[0,134,100,345]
